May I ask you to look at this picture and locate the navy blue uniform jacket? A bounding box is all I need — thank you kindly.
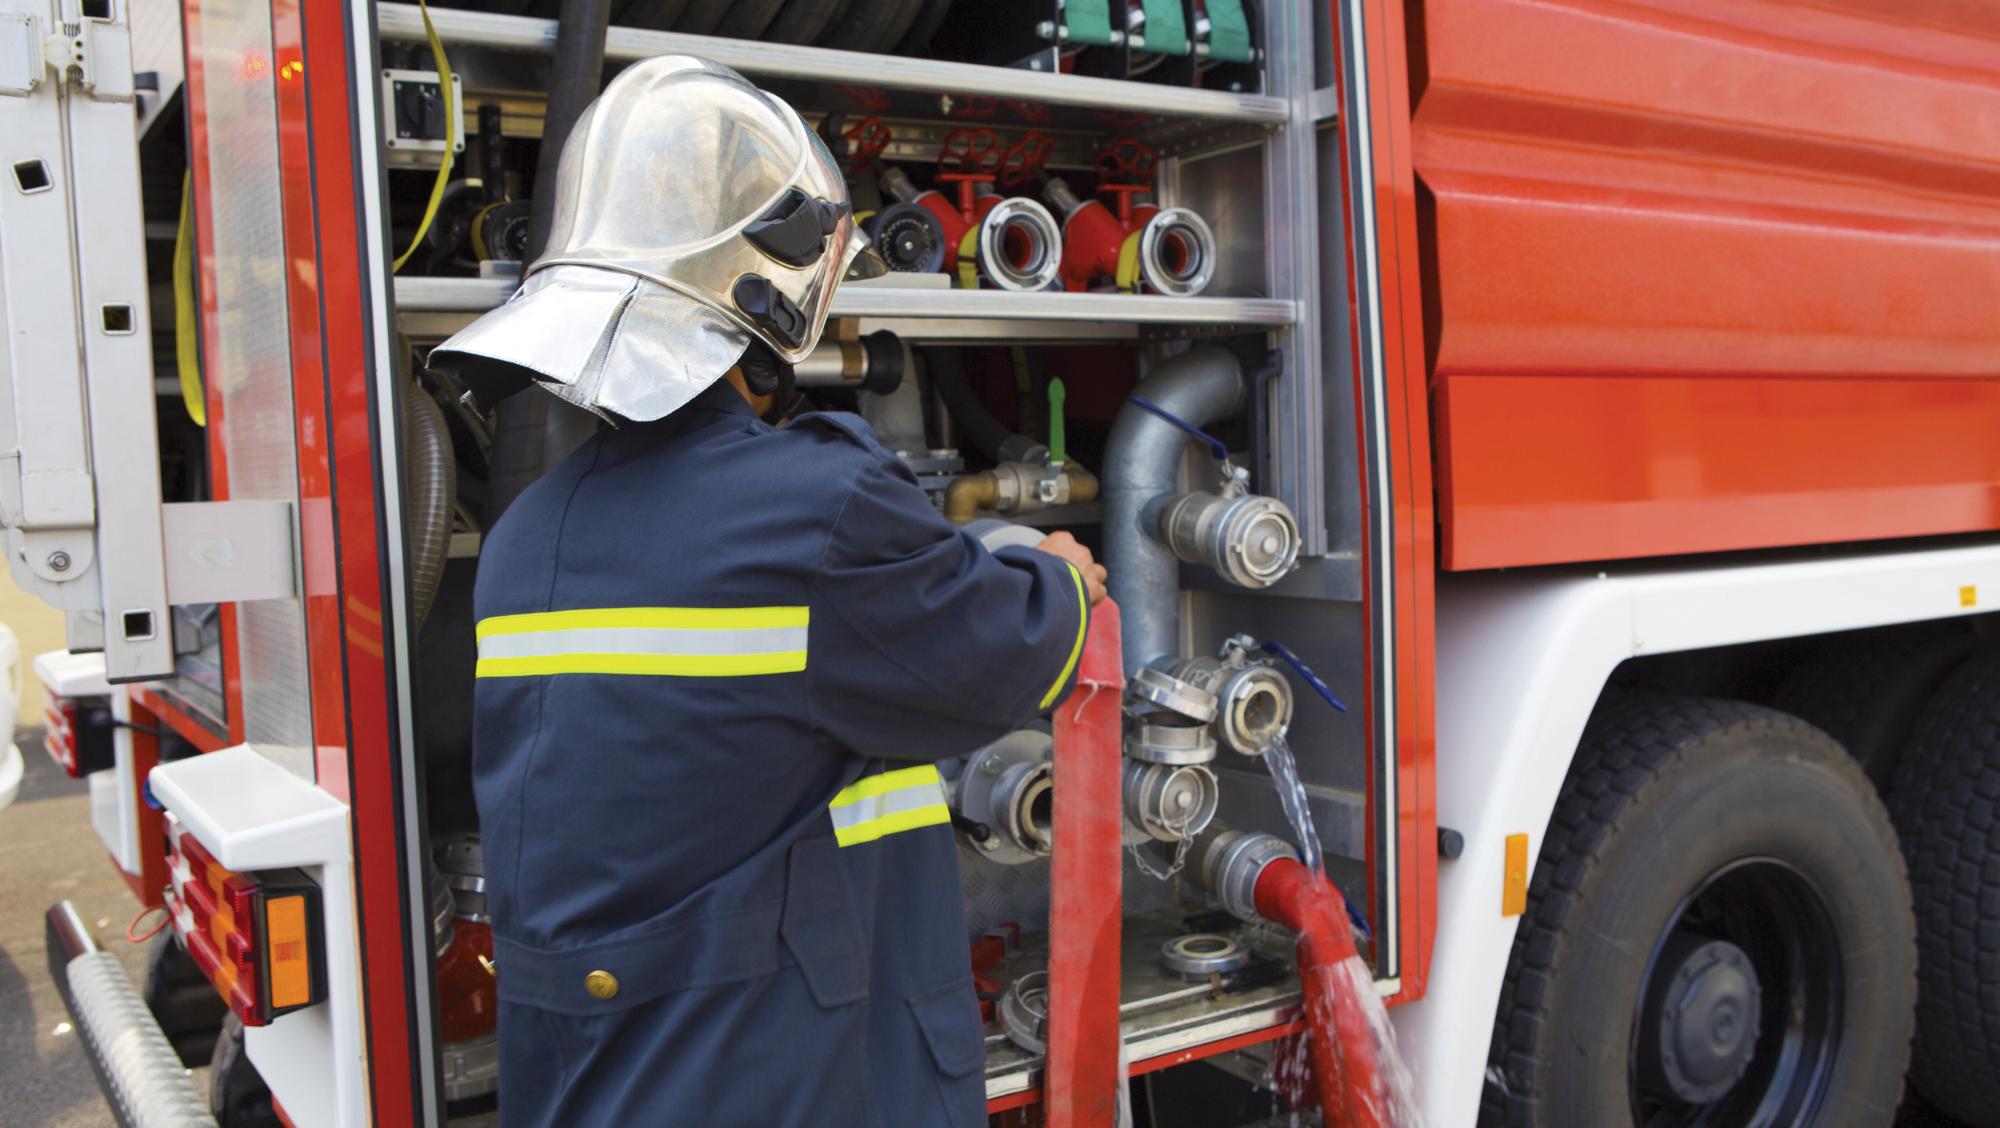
[472,382,1088,1125]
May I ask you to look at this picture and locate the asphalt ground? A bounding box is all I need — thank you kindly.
[2,728,177,1128]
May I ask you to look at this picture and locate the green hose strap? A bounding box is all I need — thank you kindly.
[1134,0,1188,56]
[1203,0,1254,63]
[1062,0,1116,47]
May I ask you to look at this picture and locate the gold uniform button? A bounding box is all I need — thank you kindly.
[584,970,619,1000]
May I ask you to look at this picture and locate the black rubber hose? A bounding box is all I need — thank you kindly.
[488,0,612,523]
[925,348,1045,464]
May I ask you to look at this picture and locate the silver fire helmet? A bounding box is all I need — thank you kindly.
[429,55,886,421]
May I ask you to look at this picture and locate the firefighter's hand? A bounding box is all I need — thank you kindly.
[1033,531,1109,606]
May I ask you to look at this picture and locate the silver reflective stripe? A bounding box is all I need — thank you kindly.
[829,764,950,847]
[476,625,809,661]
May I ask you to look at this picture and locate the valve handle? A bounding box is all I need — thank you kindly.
[1259,640,1347,713]
[999,131,1055,188]
[842,116,891,173]
[1096,137,1159,183]
[1048,378,1067,466]
[940,127,1003,173]
[1127,395,1231,464]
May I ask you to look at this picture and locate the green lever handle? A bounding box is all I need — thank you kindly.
[1047,378,1067,466]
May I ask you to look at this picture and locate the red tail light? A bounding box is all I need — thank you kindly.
[41,695,113,777]
[164,817,324,1026]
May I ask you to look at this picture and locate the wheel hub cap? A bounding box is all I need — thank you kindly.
[1648,936,1763,1103]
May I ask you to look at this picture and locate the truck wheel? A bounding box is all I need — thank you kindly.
[1482,696,1916,1127]
[1888,646,2000,1124]
[142,931,228,1066]
[1771,622,1974,786]
[210,1013,281,1128]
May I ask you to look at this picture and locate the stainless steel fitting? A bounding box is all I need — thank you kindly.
[435,835,489,924]
[1188,825,1299,923]
[1159,489,1301,588]
[956,729,1056,865]
[1123,758,1219,843]
[1160,932,1251,979]
[1136,207,1217,297]
[1128,714,1218,765]
[1171,640,1294,756]
[1128,665,1219,723]
[999,970,1050,1054]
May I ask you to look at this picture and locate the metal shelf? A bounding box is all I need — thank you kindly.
[393,277,1296,338]
[377,4,1287,126]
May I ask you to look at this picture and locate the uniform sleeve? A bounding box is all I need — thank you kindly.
[808,452,1090,761]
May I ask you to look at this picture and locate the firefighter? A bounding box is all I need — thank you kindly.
[428,57,1106,1126]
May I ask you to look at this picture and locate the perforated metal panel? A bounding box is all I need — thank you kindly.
[194,0,313,776]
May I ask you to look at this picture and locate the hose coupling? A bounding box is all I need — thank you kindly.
[954,730,1055,865]
[1159,488,1301,588]
[1123,758,1219,844]
[1171,635,1294,756]
[1188,824,1298,923]
[972,196,1064,291]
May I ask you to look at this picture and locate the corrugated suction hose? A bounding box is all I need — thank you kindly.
[405,381,456,631]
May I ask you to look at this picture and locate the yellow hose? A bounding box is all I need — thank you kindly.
[172,170,205,427]
[391,0,456,274]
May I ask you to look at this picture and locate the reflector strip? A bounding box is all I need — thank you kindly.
[1502,833,1529,917]
[830,764,950,847]
[474,606,809,678]
[266,895,311,1009]
[1038,564,1088,709]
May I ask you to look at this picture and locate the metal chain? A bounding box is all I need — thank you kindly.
[1127,800,1199,881]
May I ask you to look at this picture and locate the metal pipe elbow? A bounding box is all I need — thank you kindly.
[944,471,1002,525]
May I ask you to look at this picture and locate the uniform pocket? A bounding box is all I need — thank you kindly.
[909,976,988,1128]
[779,835,870,1008]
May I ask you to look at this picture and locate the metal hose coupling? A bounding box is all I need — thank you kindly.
[973,195,1064,291]
[1187,824,1300,923]
[954,730,1056,865]
[1123,758,1220,844]
[1171,635,1295,756]
[1134,207,1217,297]
[1159,487,1300,588]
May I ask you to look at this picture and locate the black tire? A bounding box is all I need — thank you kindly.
[1772,623,1975,787]
[141,931,228,1067]
[1888,646,2000,1126]
[1483,696,1916,1127]
[763,0,847,45]
[210,1013,282,1128]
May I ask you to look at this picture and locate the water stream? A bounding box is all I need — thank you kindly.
[1259,736,1424,1126]
[1261,736,1323,875]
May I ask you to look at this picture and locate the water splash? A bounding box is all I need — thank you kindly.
[1261,736,1323,875]
[1257,736,1424,1126]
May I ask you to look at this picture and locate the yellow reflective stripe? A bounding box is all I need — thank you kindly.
[829,763,943,809]
[833,803,951,847]
[476,605,808,640]
[474,651,807,679]
[1038,563,1088,709]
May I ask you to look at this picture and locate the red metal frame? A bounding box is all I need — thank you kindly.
[1339,0,1439,1005]
[177,0,425,1116]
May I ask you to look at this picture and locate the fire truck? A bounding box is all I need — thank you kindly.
[7,0,1999,1123]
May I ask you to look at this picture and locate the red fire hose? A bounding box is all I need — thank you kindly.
[1046,599,1126,1128]
[1253,858,1390,1128]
